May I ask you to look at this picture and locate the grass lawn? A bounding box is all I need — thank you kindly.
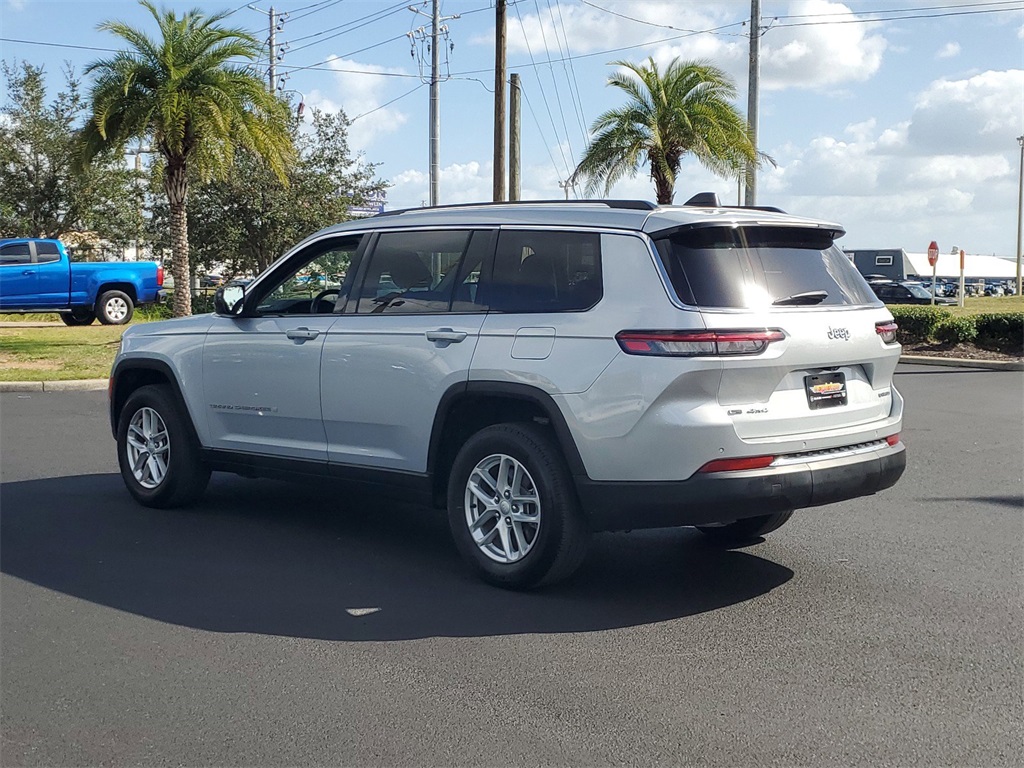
[946,295,1023,316]
[0,323,129,381]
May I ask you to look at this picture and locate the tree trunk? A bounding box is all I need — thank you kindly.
[653,168,675,206]
[164,160,192,317]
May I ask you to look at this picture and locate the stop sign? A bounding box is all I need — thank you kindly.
[927,241,939,267]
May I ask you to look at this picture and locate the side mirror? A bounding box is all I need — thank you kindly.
[215,284,245,316]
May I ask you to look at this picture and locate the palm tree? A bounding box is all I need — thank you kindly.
[572,57,767,205]
[79,0,294,316]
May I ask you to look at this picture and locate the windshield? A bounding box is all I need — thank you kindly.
[905,284,932,299]
[654,226,878,309]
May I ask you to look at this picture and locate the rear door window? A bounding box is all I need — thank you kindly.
[654,226,877,309]
[34,242,61,263]
[484,230,602,312]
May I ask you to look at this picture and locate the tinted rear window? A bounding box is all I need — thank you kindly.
[654,226,877,309]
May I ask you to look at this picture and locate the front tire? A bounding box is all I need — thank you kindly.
[97,290,134,325]
[447,423,589,589]
[60,308,95,326]
[117,384,210,508]
[695,511,794,545]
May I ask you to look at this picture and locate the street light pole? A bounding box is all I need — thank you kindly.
[1016,134,1023,296]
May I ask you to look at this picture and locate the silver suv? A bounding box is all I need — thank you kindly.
[110,197,906,588]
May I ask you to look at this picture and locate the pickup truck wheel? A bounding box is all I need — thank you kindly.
[696,511,794,545]
[60,308,95,326]
[117,384,210,508]
[97,290,134,325]
[447,423,589,590]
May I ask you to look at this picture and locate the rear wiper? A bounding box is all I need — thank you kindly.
[772,290,828,306]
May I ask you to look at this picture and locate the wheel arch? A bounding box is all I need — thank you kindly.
[109,359,199,447]
[427,381,588,507]
[98,282,138,303]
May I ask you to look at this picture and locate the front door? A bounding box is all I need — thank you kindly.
[0,242,38,308]
[201,235,363,461]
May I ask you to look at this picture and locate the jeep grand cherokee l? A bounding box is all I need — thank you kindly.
[109,196,906,589]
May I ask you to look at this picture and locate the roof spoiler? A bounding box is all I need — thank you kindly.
[683,191,787,214]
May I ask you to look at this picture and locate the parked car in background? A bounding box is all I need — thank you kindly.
[0,237,164,325]
[870,281,957,306]
[109,195,906,588]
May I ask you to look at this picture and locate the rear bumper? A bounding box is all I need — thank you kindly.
[575,441,906,532]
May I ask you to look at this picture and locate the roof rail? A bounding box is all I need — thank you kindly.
[374,199,657,217]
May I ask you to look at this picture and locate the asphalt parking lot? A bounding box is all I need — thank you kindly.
[1,364,1021,767]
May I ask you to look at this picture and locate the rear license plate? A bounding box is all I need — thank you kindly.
[805,371,848,409]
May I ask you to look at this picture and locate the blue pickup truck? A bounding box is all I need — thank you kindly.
[0,238,164,325]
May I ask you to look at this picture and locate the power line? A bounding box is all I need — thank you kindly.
[288,0,346,22]
[519,83,563,183]
[532,0,576,168]
[550,0,589,147]
[0,37,119,53]
[511,1,571,178]
[772,0,1023,21]
[774,4,1024,27]
[286,0,409,44]
[350,83,426,122]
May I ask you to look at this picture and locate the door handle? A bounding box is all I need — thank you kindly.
[22,270,35,275]
[286,327,320,342]
[426,328,468,343]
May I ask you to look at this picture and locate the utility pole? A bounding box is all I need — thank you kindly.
[744,0,761,207]
[410,1,459,206]
[1016,134,1023,296]
[268,6,276,92]
[558,180,573,200]
[509,72,521,201]
[249,5,284,92]
[493,0,507,202]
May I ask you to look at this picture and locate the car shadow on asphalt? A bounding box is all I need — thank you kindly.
[1,473,793,641]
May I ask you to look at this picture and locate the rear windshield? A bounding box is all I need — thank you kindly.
[654,226,878,309]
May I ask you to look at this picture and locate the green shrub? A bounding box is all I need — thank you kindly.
[135,302,174,321]
[974,312,1024,354]
[889,305,950,343]
[934,316,978,345]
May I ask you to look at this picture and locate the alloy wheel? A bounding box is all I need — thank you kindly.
[125,406,170,489]
[464,453,541,563]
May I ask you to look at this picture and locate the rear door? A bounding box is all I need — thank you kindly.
[320,229,491,472]
[653,225,898,440]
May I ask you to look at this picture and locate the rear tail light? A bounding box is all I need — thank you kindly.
[875,321,898,344]
[698,455,776,473]
[616,329,785,357]
[885,433,900,446]
[157,266,164,287]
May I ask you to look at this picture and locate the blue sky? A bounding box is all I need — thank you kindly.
[2,0,1023,257]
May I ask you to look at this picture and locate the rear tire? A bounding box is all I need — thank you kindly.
[60,308,95,326]
[447,423,589,590]
[696,511,794,545]
[117,384,210,508]
[97,290,134,325]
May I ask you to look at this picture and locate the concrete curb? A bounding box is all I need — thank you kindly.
[1,379,108,393]
[899,355,1023,371]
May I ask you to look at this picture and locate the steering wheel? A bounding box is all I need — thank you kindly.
[310,289,340,314]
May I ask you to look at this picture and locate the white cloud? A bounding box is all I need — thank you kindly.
[758,0,887,90]
[5,0,26,10]
[487,0,888,93]
[936,42,961,59]
[304,57,413,152]
[908,70,1024,155]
